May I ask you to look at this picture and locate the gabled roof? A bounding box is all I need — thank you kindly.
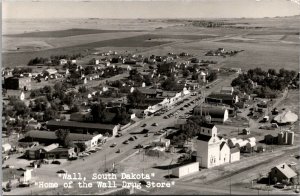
[220,141,228,150]
[274,163,297,179]
[43,143,59,152]
[230,147,240,153]
[197,134,212,142]
[201,122,215,129]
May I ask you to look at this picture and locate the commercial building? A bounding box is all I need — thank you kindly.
[172,162,199,178]
[205,93,238,106]
[193,105,229,123]
[46,120,119,136]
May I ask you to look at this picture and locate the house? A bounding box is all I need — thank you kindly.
[242,128,250,135]
[44,68,58,76]
[25,119,41,130]
[59,59,68,65]
[172,162,199,178]
[2,143,12,152]
[4,77,31,91]
[220,87,234,95]
[230,147,240,163]
[193,106,229,123]
[136,88,157,98]
[205,93,239,106]
[198,72,207,83]
[269,163,297,183]
[20,91,25,101]
[219,142,230,165]
[46,120,119,136]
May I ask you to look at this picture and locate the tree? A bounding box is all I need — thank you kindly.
[75,142,87,152]
[90,102,106,123]
[69,104,80,113]
[207,71,218,82]
[161,76,177,91]
[55,129,70,147]
[43,108,58,121]
[182,69,190,78]
[127,90,146,108]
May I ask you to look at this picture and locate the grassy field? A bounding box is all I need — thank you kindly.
[5,28,143,38]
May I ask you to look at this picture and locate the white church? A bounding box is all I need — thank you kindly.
[193,123,240,168]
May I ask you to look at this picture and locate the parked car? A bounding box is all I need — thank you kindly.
[57,169,67,174]
[144,133,149,137]
[141,123,147,127]
[133,136,138,140]
[141,129,149,134]
[123,140,129,144]
[19,183,30,188]
[152,123,158,126]
[110,143,117,148]
[116,149,121,153]
[17,167,26,171]
[274,183,286,189]
[52,160,61,165]
[129,137,134,141]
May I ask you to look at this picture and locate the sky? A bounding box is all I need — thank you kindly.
[2,0,300,19]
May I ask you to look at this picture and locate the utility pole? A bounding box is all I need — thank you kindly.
[104,154,107,172]
[230,176,232,195]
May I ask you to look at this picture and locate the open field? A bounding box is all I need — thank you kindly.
[3,16,299,71]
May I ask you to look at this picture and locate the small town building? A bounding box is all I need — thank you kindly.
[172,162,199,178]
[152,138,171,148]
[220,87,234,95]
[45,147,76,159]
[230,147,240,163]
[244,141,256,153]
[219,142,230,165]
[193,106,229,123]
[2,143,12,152]
[4,77,31,91]
[46,120,119,136]
[242,128,250,135]
[269,163,297,183]
[205,93,239,106]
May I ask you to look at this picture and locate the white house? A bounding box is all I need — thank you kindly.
[59,59,68,65]
[2,143,12,152]
[219,142,230,165]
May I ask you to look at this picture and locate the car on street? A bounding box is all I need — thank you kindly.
[129,137,134,141]
[110,143,117,148]
[123,140,129,144]
[141,129,149,133]
[18,183,30,188]
[144,133,149,137]
[141,123,147,127]
[163,116,168,119]
[52,160,61,165]
[133,136,138,140]
[57,169,67,174]
[116,149,121,153]
[152,123,158,126]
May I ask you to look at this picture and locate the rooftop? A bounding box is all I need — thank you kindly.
[47,120,118,130]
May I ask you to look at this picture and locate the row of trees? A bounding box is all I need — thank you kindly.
[231,68,297,97]
[27,53,83,66]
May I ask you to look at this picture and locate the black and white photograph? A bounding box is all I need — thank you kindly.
[1,0,300,195]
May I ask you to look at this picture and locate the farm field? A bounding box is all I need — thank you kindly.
[2,16,299,71]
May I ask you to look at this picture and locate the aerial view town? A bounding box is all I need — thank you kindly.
[1,0,300,195]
